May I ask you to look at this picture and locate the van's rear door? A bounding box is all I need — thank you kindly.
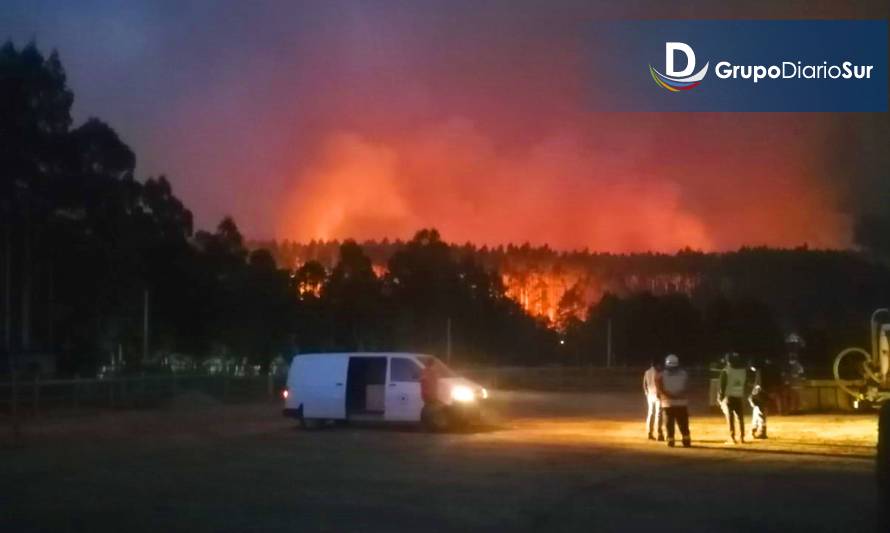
[300,355,347,419]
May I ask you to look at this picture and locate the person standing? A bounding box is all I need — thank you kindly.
[643,357,664,441]
[656,354,691,448]
[718,352,748,444]
[782,352,805,413]
[420,358,448,431]
[420,358,441,406]
[749,357,778,439]
[749,381,767,439]
[781,334,806,414]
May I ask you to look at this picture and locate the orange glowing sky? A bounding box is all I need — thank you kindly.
[276,115,852,251]
[5,1,887,252]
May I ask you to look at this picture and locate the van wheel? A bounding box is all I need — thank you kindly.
[421,405,451,432]
[300,417,323,430]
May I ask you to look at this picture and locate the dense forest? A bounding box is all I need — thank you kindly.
[257,239,890,374]
[3,42,890,377]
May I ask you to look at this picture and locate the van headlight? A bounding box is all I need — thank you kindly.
[450,385,476,403]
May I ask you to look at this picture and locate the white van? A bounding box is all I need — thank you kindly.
[282,352,488,430]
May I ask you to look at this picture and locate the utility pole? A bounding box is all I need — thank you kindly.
[5,195,21,445]
[445,317,452,364]
[606,318,613,368]
[21,198,30,352]
[47,256,54,353]
[142,289,150,364]
[3,217,10,361]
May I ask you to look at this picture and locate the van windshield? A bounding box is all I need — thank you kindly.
[416,355,457,378]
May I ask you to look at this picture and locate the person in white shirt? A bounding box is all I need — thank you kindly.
[656,354,691,448]
[642,356,664,441]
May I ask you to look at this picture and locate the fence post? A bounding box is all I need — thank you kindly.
[33,375,40,416]
[10,371,21,445]
[816,384,822,411]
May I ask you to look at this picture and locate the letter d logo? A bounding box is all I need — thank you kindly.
[666,42,696,77]
[649,42,709,92]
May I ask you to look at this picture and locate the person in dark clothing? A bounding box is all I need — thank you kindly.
[781,353,805,413]
[781,334,806,414]
[718,352,748,444]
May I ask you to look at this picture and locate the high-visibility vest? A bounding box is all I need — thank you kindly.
[724,367,747,398]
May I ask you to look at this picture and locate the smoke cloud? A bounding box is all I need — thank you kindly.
[2,0,885,251]
[277,115,848,251]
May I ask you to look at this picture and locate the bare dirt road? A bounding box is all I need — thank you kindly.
[1,390,880,532]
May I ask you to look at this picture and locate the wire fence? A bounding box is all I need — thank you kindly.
[462,365,712,392]
[0,366,860,420]
[0,374,283,418]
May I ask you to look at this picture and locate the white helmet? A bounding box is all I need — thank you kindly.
[785,333,805,347]
[665,354,679,368]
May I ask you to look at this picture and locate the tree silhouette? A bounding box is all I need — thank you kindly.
[322,240,384,350]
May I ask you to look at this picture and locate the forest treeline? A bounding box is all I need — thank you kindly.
[3,42,890,376]
[258,239,890,374]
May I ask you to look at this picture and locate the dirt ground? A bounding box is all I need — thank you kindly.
[1,389,882,532]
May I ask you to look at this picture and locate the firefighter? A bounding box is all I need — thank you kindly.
[643,356,664,441]
[783,352,805,413]
[718,352,748,444]
[781,334,806,414]
[656,354,691,448]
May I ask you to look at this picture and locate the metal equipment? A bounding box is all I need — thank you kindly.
[833,308,890,408]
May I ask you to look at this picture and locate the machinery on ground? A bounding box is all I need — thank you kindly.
[834,308,890,408]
